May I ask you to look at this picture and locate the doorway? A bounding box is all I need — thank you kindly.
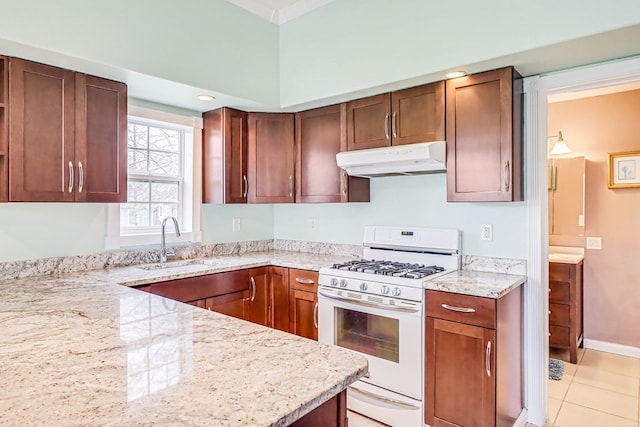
[523,56,640,427]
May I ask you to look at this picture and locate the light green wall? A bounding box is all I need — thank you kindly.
[201,204,274,243]
[0,0,280,105]
[0,204,108,261]
[279,0,640,107]
[274,174,527,259]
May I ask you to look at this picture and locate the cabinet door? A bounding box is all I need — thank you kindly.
[446,67,523,202]
[346,93,391,151]
[8,58,75,202]
[289,289,318,341]
[247,267,270,326]
[205,290,250,320]
[0,56,7,201]
[247,113,294,203]
[270,266,290,332]
[202,107,248,204]
[391,82,445,146]
[425,317,495,427]
[296,104,369,203]
[75,74,127,202]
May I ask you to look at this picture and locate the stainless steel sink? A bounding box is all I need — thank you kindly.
[137,259,217,271]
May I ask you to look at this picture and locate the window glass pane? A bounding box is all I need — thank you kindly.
[149,152,180,176]
[151,182,179,203]
[128,149,148,175]
[149,127,181,152]
[128,181,150,202]
[150,204,179,226]
[128,124,148,149]
[121,203,150,227]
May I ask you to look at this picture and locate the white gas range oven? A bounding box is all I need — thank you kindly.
[318,226,461,427]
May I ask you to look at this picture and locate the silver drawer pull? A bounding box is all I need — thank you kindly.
[295,278,315,285]
[441,303,476,313]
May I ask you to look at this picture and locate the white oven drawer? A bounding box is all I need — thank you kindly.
[348,380,423,427]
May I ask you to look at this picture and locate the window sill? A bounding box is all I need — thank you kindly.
[105,230,201,250]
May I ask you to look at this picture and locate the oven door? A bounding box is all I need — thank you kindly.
[317,288,423,400]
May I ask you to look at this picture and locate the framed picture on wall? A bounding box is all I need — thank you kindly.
[608,151,640,188]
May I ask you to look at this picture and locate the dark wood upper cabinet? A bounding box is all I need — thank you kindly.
[8,58,76,202]
[446,67,523,202]
[391,82,445,146]
[295,104,369,203]
[75,74,127,202]
[202,107,248,204]
[247,112,295,203]
[0,56,8,202]
[7,58,127,202]
[346,81,445,151]
[346,93,391,150]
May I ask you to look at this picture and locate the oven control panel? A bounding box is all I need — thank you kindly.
[318,272,424,303]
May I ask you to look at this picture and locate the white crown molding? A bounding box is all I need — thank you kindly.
[225,0,336,25]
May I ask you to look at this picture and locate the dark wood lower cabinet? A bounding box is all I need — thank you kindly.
[248,267,270,326]
[425,287,523,427]
[270,266,290,332]
[290,390,347,427]
[205,290,250,320]
[289,289,318,341]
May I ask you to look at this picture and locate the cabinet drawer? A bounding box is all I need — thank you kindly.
[549,325,570,347]
[549,263,571,281]
[289,269,318,293]
[549,281,570,303]
[549,303,570,326]
[149,269,249,302]
[426,290,496,329]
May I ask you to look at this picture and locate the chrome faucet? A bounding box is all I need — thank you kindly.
[160,216,181,264]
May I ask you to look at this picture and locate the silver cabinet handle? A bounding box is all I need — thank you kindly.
[78,161,84,193]
[250,277,256,302]
[68,161,74,192]
[384,113,390,140]
[289,175,293,198]
[392,111,397,138]
[504,161,511,192]
[313,302,318,329]
[295,278,315,285]
[486,341,492,377]
[441,303,476,313]
[242,175,248,198]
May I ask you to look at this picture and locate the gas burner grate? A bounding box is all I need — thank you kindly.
[331,260,445,279]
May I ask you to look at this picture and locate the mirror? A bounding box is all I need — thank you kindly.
[548,156,585,236]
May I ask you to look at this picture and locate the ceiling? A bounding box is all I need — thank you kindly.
[224,0,336,24]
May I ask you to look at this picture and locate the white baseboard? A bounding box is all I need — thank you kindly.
[583,339,640,359]
[513,408,529,427]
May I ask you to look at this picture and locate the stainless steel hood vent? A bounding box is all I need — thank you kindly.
[336,141,446,178]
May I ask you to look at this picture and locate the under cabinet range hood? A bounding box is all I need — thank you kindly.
[336,141,446,178]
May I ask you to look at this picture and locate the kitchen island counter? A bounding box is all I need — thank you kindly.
[0,267,367,426]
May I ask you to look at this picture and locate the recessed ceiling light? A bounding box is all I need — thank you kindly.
[445,71,467,79]
[198,94,215,101]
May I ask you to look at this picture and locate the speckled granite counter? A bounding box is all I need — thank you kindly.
[424,270,526,299]
[0,252,367,426]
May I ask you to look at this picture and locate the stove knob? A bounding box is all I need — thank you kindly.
[340,279,348,288]
[330,278,338,287]
[392,287,401,297]
[360,282,368,291]
[381,285,390,295]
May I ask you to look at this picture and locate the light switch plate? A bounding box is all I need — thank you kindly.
[586,236,602,250]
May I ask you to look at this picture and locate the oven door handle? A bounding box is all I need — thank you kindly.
[348,386,421,410]
[318,291,420,313]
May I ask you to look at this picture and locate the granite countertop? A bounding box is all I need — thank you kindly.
[425,270,526,299]
[0,251,367,426]
[548,253,584,264]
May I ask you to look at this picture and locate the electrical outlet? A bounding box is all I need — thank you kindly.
[308,218,317,230]
[586,236,602,250]
[480,224,493,241]
[232,217,241,232]
[578,215,585,227]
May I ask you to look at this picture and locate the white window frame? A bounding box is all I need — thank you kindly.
[106,105,202,249]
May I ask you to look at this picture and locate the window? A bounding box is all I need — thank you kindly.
[106,106,202,249]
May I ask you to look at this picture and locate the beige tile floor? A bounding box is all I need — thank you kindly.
[547,348,640,427]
